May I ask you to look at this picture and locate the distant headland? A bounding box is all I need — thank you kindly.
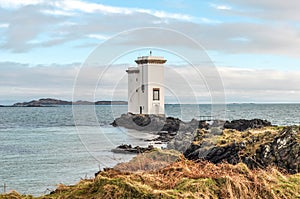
[1,98,127,107]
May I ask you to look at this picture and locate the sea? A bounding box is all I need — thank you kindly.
[0,104,299,195]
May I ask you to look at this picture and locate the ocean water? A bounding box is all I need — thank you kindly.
[0,104,299,195]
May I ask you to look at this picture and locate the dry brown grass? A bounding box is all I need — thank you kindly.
[113,149,181,172]
[91,150,300,198]
[90,154,299,199]
[1,149,299,199]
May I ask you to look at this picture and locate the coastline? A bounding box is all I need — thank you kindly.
[1,122,299,198]
[3,105,297,197]
[0,116,300,198]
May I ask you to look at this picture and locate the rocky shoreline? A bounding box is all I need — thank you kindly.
[111,113,300,174]
[1,114,299,198]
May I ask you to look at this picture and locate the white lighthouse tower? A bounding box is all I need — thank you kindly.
[126,52,166,115]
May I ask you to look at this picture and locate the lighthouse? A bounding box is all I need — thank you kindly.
[126,52,166,115]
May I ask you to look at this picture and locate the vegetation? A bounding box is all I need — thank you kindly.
[1,148,299,199]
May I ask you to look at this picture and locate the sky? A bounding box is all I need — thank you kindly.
[0,0,300,104]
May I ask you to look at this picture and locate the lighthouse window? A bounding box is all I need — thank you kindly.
[153,88,160,100]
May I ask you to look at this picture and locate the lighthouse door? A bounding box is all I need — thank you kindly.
[153,103,159,114]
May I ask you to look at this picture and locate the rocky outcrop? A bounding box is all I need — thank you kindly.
[111,114,202,144]
[113,115,300,173]
[167,131,196,153]
[224,119,272,131]
[254,126,300,173]
[111,113,166,131]
[183,126,300,174]
[161,117,181,132]
[111,114,201,133]
[168,122,224,154]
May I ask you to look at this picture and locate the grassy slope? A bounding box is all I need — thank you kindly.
[1,127,300,199]
[1,151,300,199]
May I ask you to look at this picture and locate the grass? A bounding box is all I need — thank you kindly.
[1,126,299,198]
[1,149,299,199]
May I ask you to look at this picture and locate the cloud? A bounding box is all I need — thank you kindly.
[0,0,193,21]
[222,0,300,21]
[211,4,231,10]
[1,5,66,52]
[219,67,300,102]
[41,9,76,16]
[0,0,196,52]
[0,0,43,9]
[165,21,300,58]
[0,23,9,28]
[0,62,129,103]
[54,0,132,14]
[0,61,299,104]
[136,9,192,21]
[87,34,109,41]
[0,0,300,60]
[0,0,299,104]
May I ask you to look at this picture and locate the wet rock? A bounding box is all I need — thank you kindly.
[132,114,151,126]
[111,113,203,134]
[199,120,210,129]
[161,117,181,133]
[224,119,272,131]
[112,144,154,154]
[111,113,166,132]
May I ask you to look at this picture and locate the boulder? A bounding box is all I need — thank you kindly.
[132,114,151,126]
[111,113,166,131]
[111,144,154,154]
[111,114,187,133]
[161,117,181,132]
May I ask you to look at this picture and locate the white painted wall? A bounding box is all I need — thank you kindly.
[127,67,140,114]
[127,56,166,115]
[147,64,164,114]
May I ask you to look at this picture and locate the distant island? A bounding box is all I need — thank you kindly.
[2,98,127,107]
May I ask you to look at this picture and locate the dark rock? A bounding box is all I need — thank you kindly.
[161,117,181,133]
[184,126,300,174]
[111,113,166,132]
[224,119,272,131]
[132,114,151,127]
[110,120,118,127]
[199,120,209,129]
[211,120,226,127]
[168,131,195,153]
[111,144,154,154]
[112,113,211,135]
[253,126,300,173]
